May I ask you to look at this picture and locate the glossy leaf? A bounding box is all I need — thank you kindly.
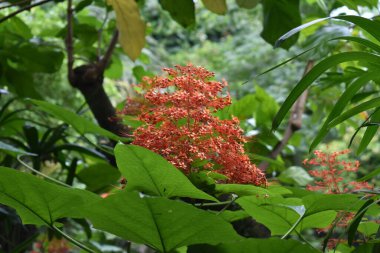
[82,191,242,253]
[114,144,217,201]
[29,99,124,141]
[159,0,195,28]
[0,140,35,156]
[272,52,380,131]
[107,0,146,60]
[188,238,320,253]
[0,166,100,226]
[202,0,227,15]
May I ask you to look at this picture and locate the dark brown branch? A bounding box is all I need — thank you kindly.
[0,0,31,10]
[0,0,52,23]
[65,0,75,82]
[259,60,315,172]
[98,30,119,72]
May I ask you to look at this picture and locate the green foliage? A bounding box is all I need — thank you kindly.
[115,144,217,201]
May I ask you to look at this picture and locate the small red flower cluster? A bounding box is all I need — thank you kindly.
[304,149,373,249]
[131,64,266,185]
[303,149,372,194]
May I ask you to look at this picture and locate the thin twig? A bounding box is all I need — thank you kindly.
[66,0,75,82]
[259,60,315,172]
[0,0,53,24]
[98,30,119,71]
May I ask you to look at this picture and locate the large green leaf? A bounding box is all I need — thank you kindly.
[188,238,320,253]
[114,144,217,201]
[272,52,380,131]
[236,0,259,9]
[201,0,227,15]
[82,191,242,253]
[77,163,121,192]
[237,196,335,235]
[159,0,195,28]
[107,0,146,60]
[310,71,377,151]
[29,99,125,141]
[0,166,100,226]
[302,194,363,216]
[261,0,301,49]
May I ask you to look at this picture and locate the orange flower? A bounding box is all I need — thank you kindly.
[130,64,266,185]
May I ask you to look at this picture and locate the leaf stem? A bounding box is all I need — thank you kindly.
[52,225,98,253]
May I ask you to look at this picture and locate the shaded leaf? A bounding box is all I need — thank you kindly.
[82,191,242,252]
[261,0,301,49]
[77,163,121,192]
[114,144,217,201]
[0,166,100,226]
[159,0,195,28]
[236,0,259,9]
[29,99,125,141]
[201,0,227,15]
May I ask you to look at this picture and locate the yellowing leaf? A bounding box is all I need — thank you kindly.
[201,0,227,15]
[107,0,146,60]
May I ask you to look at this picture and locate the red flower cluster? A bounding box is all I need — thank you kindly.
[304,149,374,249]
[131,64,266,185]
[303,149,372,194]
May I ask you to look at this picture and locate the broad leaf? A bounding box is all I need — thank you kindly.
[107,0,146,60]
[188,238,320,253]
[0,166,100,226]
[278,166,313,186]
[347,199,375,246]
[215,184,271,197]
[236,0,259,9]
[29,99,124,141]
[202,0,227,15]
[303,194,363,216]
[82,191,242,253]
[261,0,301,49]
[159,0,195,28]
[114,144,217,201]
[77,163,121,192]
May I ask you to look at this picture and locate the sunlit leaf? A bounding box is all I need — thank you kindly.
[201,0,227,15]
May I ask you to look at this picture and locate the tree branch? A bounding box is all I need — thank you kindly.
[0,0,31,10]
[98,30,119,72]
[0,0,53,23]
[65,0,75,82]
[259,60,315,172]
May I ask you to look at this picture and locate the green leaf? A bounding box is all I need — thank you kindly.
[159,0,195,28]
[332,36,380,53]
[77,163,121,192]
[29,99,125,141]
[272,52,380,131]
[0,166,100,226]
[278,166,314,186]
[261,0,301,49]
[357,167,380,182]
[188,238,320,253]
[201,0,227,15]
[310,71,377,151]
[215,184,271,197]
[0,140,35,156]
[348,199,375,246]
[358,222,380,237]
[303,194,363,216]
[328,97,380,128]
[357,108,380,154]
[236,0,259,9]
[107,0,146,60]
[114,144,217,201]
[82,191,242,253]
